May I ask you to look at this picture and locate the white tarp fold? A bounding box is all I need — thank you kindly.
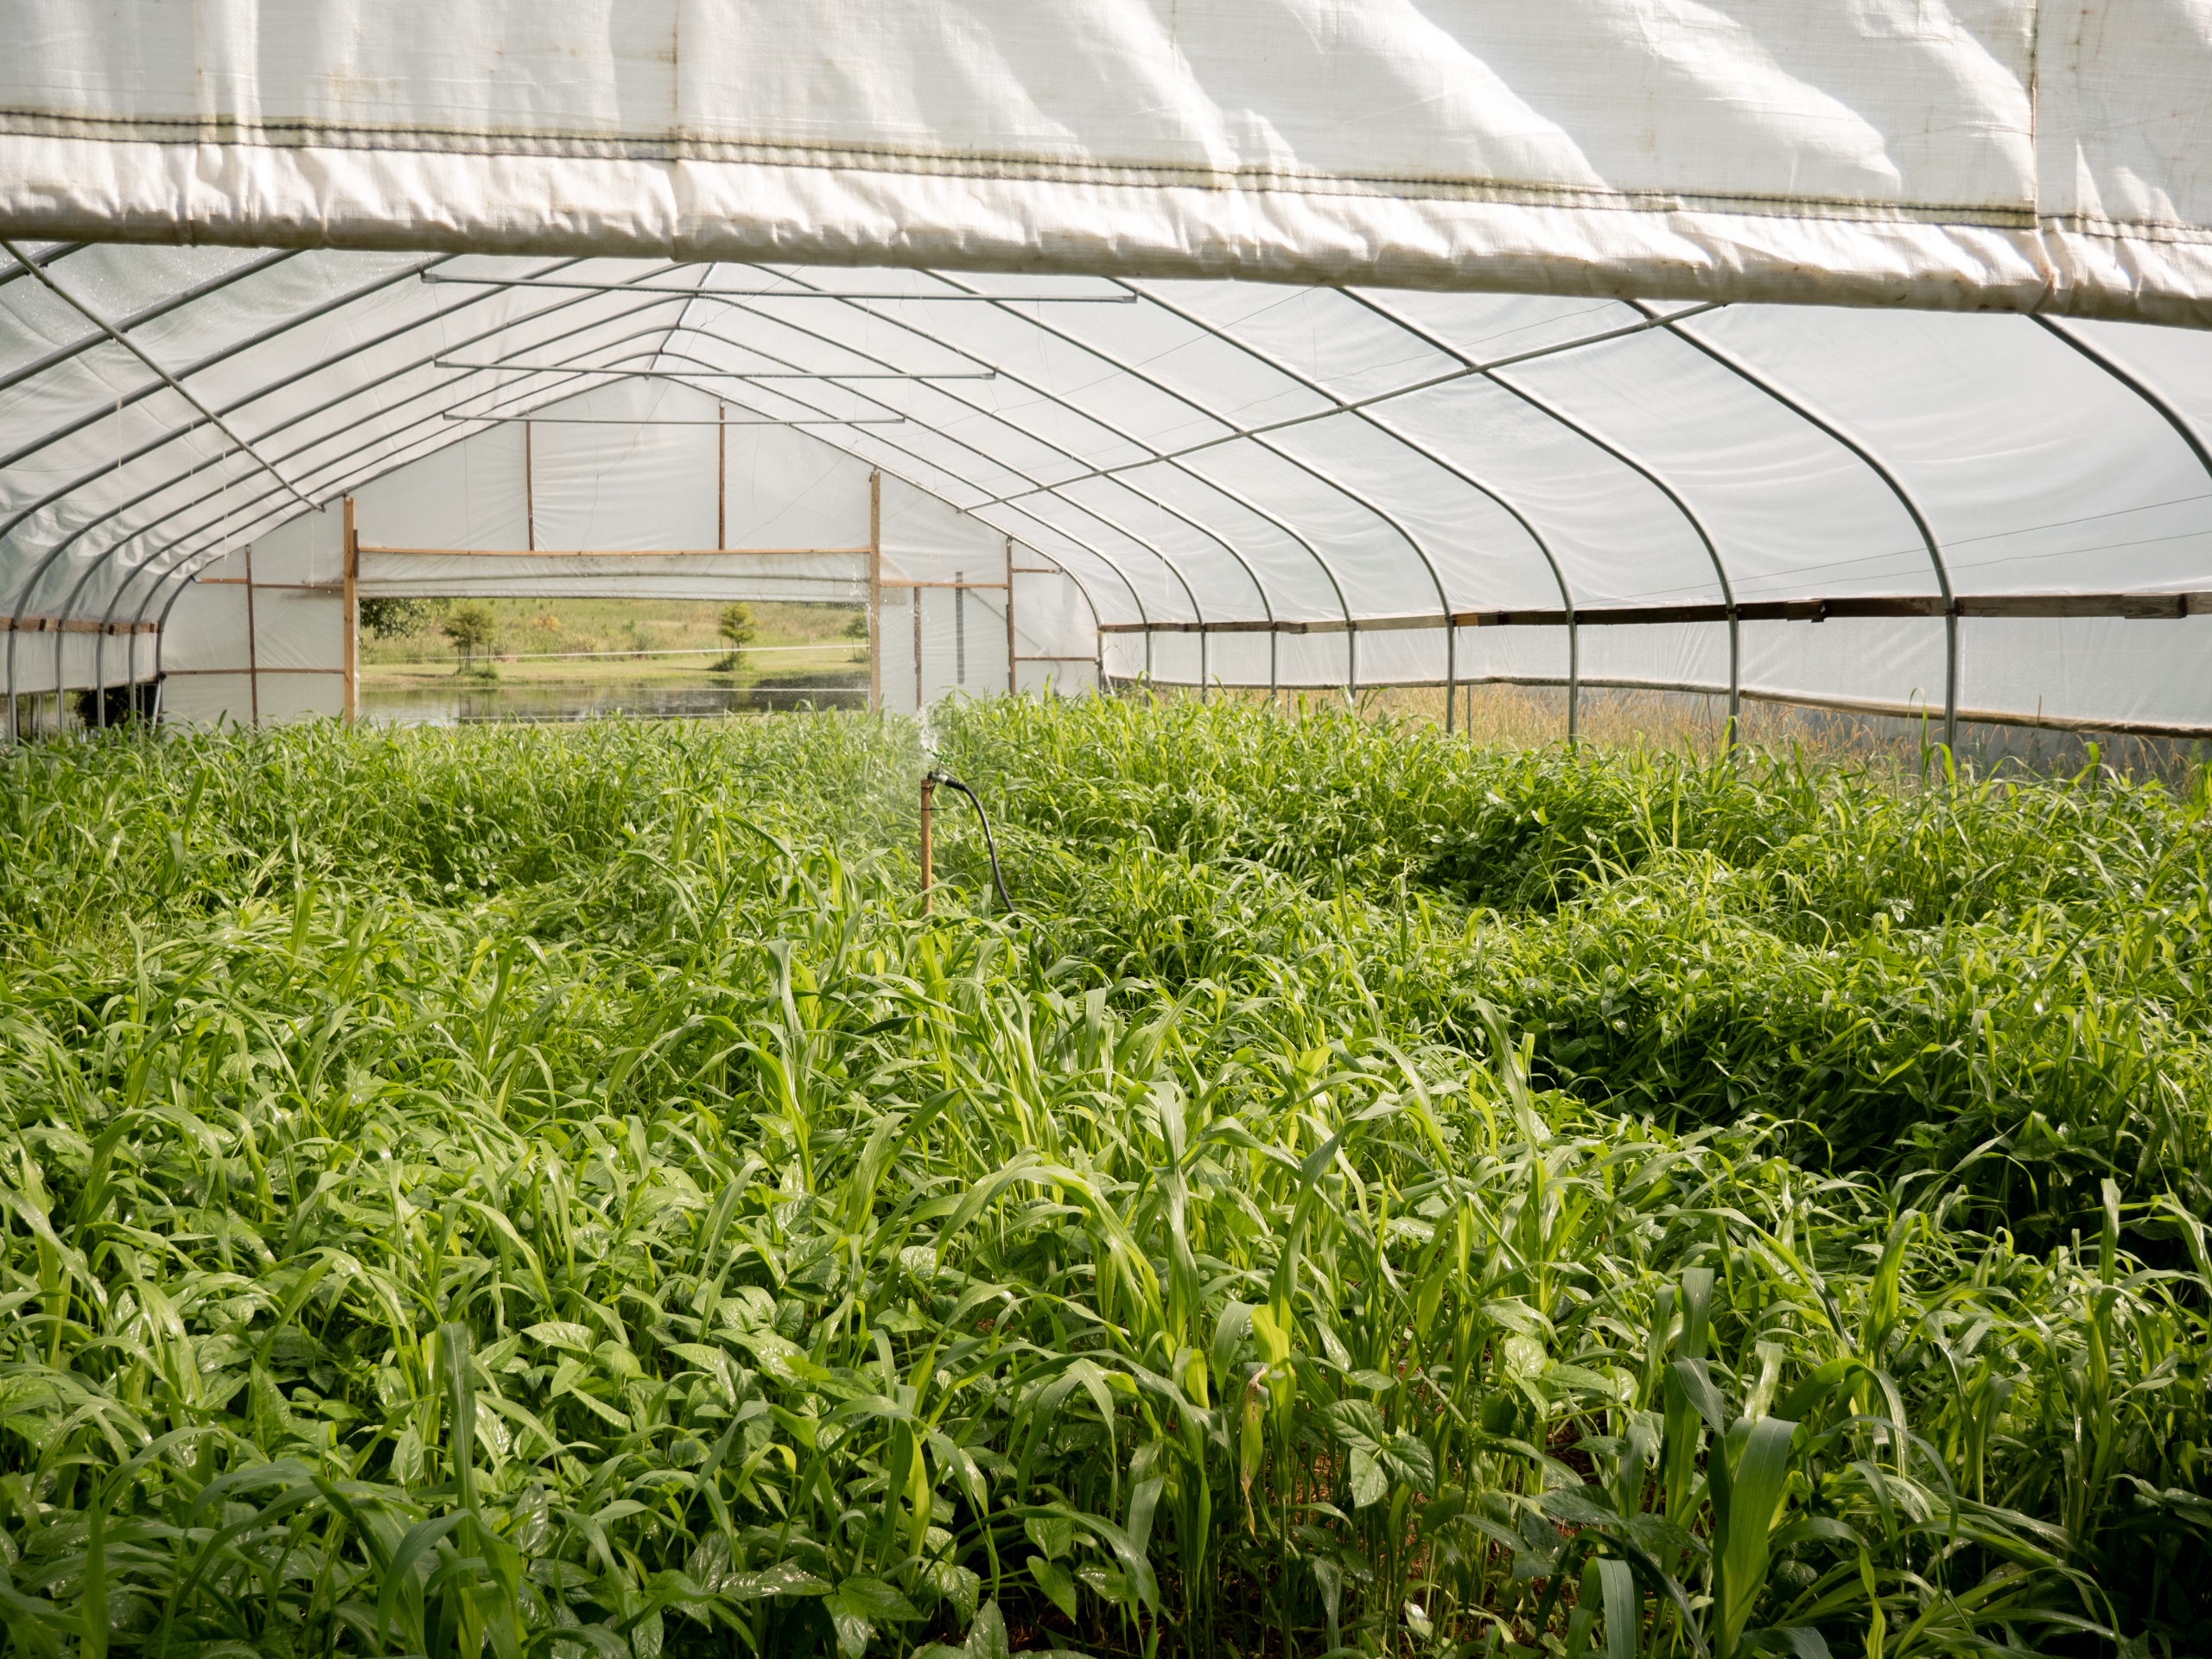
[10,3,2212,324]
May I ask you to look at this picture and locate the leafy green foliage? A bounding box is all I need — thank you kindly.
[441,602,497,670]
[713,605,760,674]
[0,702,2200,1659]
[358,596,434,639]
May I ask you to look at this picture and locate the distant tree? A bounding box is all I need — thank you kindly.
[718,603,759,651]
[714,602,758,672]
[359,596,433,639]
[841,610,869,640]
[442,602,497,671]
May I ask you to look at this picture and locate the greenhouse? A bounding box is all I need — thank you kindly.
[2,5,2211,1659]
[8,5,2212,737]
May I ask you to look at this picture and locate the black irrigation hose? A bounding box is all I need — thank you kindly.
[926,769,1017,917]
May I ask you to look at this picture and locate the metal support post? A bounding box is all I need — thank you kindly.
[868,471,882,715]
[243,541,260,728]
[343,496,359,721]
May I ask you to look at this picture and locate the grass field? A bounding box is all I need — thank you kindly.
[0,700,2206,1659]
[359,598,869,686]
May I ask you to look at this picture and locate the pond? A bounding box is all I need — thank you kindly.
[360,678,866,725]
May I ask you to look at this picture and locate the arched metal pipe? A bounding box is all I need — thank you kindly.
[2028,315,2212,479]
[42,270,721,715]
[1087,280,1586,737]
[1347,291,1743,747]
[3,251,625,727]
[674,276,1280,689]
[0,238,314,513]
[122,360,1151,721]
[901,272,1355,699]
[1621,300,1959,752]
[1118,281,1462,726]
[624,344,1203,693]
[613,338,1182,683]
[1342,405,1586,742]
[669,268,1294,690]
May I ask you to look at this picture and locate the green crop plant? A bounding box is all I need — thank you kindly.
[0,702,2199,1659]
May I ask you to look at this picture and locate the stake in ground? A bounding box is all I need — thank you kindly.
[0,698,2204,1657]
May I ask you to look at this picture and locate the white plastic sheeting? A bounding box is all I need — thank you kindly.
[11,4,2212,325]
[5,2,2212,734]
[4,244,2212,732]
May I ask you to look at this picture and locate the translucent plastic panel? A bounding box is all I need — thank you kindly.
[1743,617,1950,714]
[1959,616,2212,730]
[1264,414,1555,610]
[524,380,721,552]
[353,425,529,552]
[1026,284,1335,432]
[1148,283,1466,407]
[1695,305,2212,596]
[1187,434,1445,620]
[1376,374,1715,608]
[1060,477,1274,617]
[1573,621,1731,693]
[1012,496,1193,625]
[1126,462,1354,622]
[1352,628,1448,689]
[1017,490,1228,621]
[1503,323,1927,602]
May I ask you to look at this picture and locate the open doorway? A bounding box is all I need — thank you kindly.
[357,595,870,724]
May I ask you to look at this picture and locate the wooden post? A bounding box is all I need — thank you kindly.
[868,471,882,715]
[918,773,934,913]
[524,421,535,551]
[1005,537,1017,696]
[717,405,727,550]
[342,496,359,722]
[242,541,260,728]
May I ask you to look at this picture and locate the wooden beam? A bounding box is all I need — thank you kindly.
[717,406,727,551]
[524,421,534,552]
[1005,538,1016,696]
[356,544,873,558]
[1095,591,2212,635]
[1959,593,2189,619]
